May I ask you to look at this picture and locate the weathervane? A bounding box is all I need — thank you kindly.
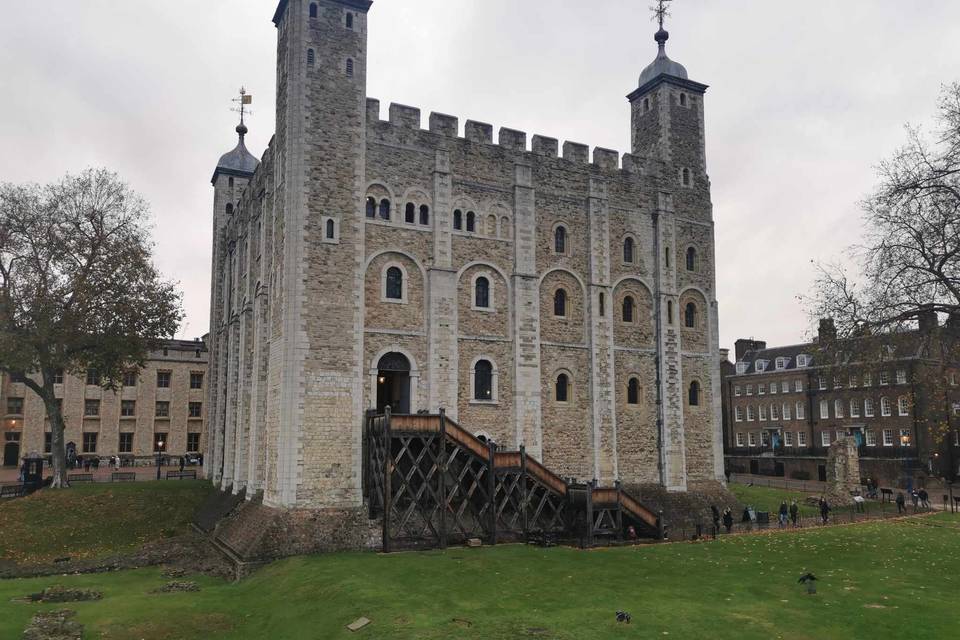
[231,86,253,127]
[651,0,672,30]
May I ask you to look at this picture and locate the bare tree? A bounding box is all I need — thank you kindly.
[0,169,182,487]
[806,83,960,482]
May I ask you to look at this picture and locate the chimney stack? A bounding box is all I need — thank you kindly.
[818,318,837,342]
[917,305,938,333]
[734,338,767,362]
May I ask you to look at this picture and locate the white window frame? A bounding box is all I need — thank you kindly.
[769,383,777,395]
[781,381,788,394]
[818,377,827,390]
[736,432,744,447]
[747,405,755,422]
[794,380,803,393]
[771,404,780,420]
[864,397,875,417]
[819,400,829,420]
[849,399,860,418]
[881,397,892,417]
[897,396,909,416]
[899,429,912,447]
[735,406,744,422]
[755,360,767,373]
[761,431,770,447]
[821,431,831,447]
[833,376,843,389]
[834,399,844,419]
[896,369,907,385]
[758,383,766,396]
[734,385,742,397]
[865,430,876,447]
[745,384,753,396]
[759,405,768,421]
[879,371,890,386]
[796,402,805,420]
[796,354,809,367]
[848,374,857,388]
[784,431,794,447]
[736,362,748,375]
[775,357,787,370]
[782,403,791,421]
[748,432,757,447]
[882,429,894,447]
[863,372,872,387]
[797,431,807,447]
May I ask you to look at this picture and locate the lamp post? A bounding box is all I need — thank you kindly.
[155,438,164,480]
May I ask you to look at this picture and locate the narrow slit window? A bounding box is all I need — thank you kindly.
[309,3,318,19]
[688,380,701,406]
[623,237,634,263]
[475,277,490,308]
[346,58,354,77]
[622,296,635,323]
[556,374,569,402]
[307,48,315,66]
[554,289,567,317]
[345,11,353,29]
[466,211,476,232]
[365,197,376,218]
[598,292,605,316]
[378,198,390,220]
[686,247,697,272]
[554,226,567,254]
[453,209,463,230]
[405,202,415,223]
[627,378,639,405]
[419,205,430,225]
[684,302,697,328]
[325,219,335,239]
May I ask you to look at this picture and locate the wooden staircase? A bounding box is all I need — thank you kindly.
[364,409,663,552]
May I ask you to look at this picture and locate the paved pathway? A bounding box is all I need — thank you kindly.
[0,464,204,485]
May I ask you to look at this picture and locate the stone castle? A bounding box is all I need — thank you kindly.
[205,0,724,533]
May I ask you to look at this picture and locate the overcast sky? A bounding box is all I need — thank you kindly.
[2,0,958,352]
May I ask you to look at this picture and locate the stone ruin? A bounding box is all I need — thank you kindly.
[823,435,862,507]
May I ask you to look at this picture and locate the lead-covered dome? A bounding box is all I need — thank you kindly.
[216,123,259,176]
[638,28,688,88]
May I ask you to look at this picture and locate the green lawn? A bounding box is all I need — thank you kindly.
[2,512,958,639]
[728,483,823,517]
[0,481,212,566]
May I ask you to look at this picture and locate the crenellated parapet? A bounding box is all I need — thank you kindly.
[365,98,650,177]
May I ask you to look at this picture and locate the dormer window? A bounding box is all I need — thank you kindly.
[796,354,810,367]
[735,362,748,375]
[775,357,788,370]
[755,360,767,373]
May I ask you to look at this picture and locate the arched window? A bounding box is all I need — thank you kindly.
[385,267,403,300]
[554,226,567,254]
[554,288,567,317]
[225,203,233,216]
[378,198,390,220]
[466,211,476,232]
[682,168,690,187]
[405,202,415,223]
[555,374,569,402]
[679,92,687,107]
[228,177,234,188]
[453,209,463,230]
[325,219,335,239]
[501,216,511,239]
[345,11,354,29]
[307,48,315,66]
[684,302,697,328]
[688,380,701,406]
[309,2,318,18]
[622,296,634,323]
[475,277,490,308]
[474,360,493,400]
[667,300,674,324]
[419,205,429,225]
[627,378,639,405]
[623,237,634,263]
[598,292,605,316]
[365,197,376,218]
[686,247,697,272]
[346,58,354,77]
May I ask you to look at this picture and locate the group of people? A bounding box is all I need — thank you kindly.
[895,488,931,513]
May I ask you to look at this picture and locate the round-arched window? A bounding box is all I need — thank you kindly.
[475,277,490,308]
[554,288,567,317]
[554,226,567,254]
[556,373,569,402]
[684,302,697,328]
[385,267,403,300]
[474,360,493,400]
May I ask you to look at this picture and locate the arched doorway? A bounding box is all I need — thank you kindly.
[376,352,411,414]
[3,432,21,467]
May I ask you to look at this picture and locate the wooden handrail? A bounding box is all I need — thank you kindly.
[524,457,567,496]
[620,490,658,528]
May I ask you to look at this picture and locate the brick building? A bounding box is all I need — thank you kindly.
[206,0,724,535]
[722,315,960,488]
[0,339,208,467]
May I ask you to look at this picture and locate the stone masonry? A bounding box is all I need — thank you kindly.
[205,0,724,546]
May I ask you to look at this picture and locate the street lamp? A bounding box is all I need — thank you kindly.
[155,438,165,480]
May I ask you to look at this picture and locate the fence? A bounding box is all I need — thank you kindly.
[729,472,831,493]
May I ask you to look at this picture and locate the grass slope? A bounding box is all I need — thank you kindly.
[0,481,211,566]
[1,513,957,639]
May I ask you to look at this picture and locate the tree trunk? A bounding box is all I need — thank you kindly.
[39,370,68,489]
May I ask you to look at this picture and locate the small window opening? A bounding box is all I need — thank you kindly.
[686,246,697,272]
[556,374,569,403]
[419,205,429,225]
[453,209,463,230]
[474,360,493,400]
[667,300,674,324]
[228,177,234,188]
[643,97,650,112]
[554,226,567,254]
[225,203,233,216]
[345,12,354,29]
[679,92,687,107]
[682,167,691,187]
[466,211,476,232]
[325,219,335,239]
[378,198,390,220]
[346,58,354,77]
[405,202,415,223]
[365,197,376,218]
[309,3,318,19]
[554,289,567,317]
[623,237,634,263]
[307,48,315,66]
[688,380,701,406]
[665,246,671,268]
[622,296,635,323]
[598,292,605,317]
[627,378,639,405]
[385,266,403,300]
[684,302,697,328]
[475,277,490,308]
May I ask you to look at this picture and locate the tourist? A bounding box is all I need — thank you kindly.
[711,504,721,534]
[18,459,27,483]
[722,508,733,534]
[778,501,788,529]
[179,457,185,473]
[918,488,930,509]
[896,491,906,514]
[789,500,800,527]
[911,490,920,512]
[819,498,830,525]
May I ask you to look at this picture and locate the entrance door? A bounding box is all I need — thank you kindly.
[3,433,21,467]
[818,465,827,482]
[749,459,759,475]
[376,352,411,414]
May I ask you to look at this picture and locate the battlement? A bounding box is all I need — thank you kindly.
[366,98,645,175]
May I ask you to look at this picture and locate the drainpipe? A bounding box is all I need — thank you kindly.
[652,210,666,487]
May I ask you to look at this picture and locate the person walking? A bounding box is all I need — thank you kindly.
[179,456,185,473]
[819,498,830,525]
[911,490,920,512]
[896,491,906,514]
[919,488,930,509]
[711,505,721,536]
[778,501,788,529]
[722,508,734,534]
[789,500,800,527]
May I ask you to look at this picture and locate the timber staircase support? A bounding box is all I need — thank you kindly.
[363,408,664,552]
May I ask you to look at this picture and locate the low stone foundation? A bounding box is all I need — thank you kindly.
[624,481,744,534]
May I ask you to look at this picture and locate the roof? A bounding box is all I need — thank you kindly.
[627,28,708,101]
[211,124,259,185]
[274,0,373,25]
